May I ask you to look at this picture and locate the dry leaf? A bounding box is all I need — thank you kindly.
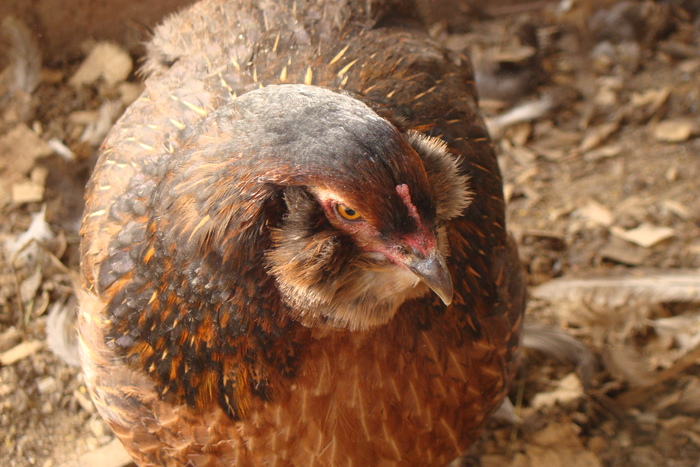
[531,420,585,448]
[521,446,602,467]
[531,373,584,409]
[19,268,42,304]
[524,421,603,467]
[0,123,53,174]
[599,242,650,266]
[651,313,700,363]
[577,200,614,227]
[611,223,675,248]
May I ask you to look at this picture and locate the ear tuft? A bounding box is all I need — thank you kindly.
[406,131,472,220]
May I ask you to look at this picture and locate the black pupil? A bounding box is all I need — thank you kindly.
[344,208,356,217]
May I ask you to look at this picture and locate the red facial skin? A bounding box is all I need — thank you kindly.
[319,184,439,274]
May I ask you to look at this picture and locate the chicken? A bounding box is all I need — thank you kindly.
[77,0,526,465]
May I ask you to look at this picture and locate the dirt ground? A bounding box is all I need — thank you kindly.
[1,1,699,466]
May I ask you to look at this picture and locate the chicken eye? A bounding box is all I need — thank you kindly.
[336,203,362,221]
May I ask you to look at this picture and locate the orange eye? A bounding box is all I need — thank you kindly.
[336,203,362,221]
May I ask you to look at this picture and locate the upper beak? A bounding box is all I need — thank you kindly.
[405,249,453,306]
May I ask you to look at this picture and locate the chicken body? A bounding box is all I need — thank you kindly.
[78,0,525,465]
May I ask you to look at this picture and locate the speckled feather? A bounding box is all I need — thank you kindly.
[78,0,525,465]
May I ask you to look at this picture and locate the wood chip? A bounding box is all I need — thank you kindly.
[11,180,45,203]
[520,229,567,245]
[73,388,96,414]
[492,45,537,63]
[611,223,675,248]
[31,166,49,185]
[503,183,515,203]
[679,59,700,74]
[660,382,700,415]
[658,41,700,59]
[0,327,21,353]
[536,147,566,161]
[0,340,43,365]
[594,85,618,107]
[653,119,696,143]
[663,200,691,219]
[665,166,679,181]
[36,376,58,394]
[583,144,622,162]
[508,145,538,165]
[69,42,133,87]
[68,110,100,125]
[630,87,671,110]
[509,122,533,147]
[117,82,144,106]
[62,438,133,467]
[89,418,111,439]
[579,121,620,153]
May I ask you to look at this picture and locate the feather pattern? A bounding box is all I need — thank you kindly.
[78,0,525,465]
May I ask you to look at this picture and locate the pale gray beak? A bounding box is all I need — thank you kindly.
[405,250,453,305]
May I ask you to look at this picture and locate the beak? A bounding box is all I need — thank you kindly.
[405,249,453,306]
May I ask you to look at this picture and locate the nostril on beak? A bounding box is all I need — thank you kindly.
[407,245,426,260]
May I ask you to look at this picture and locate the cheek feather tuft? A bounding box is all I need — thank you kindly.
[405,131,472,221]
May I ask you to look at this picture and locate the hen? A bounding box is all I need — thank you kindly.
[78,0,526,465]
